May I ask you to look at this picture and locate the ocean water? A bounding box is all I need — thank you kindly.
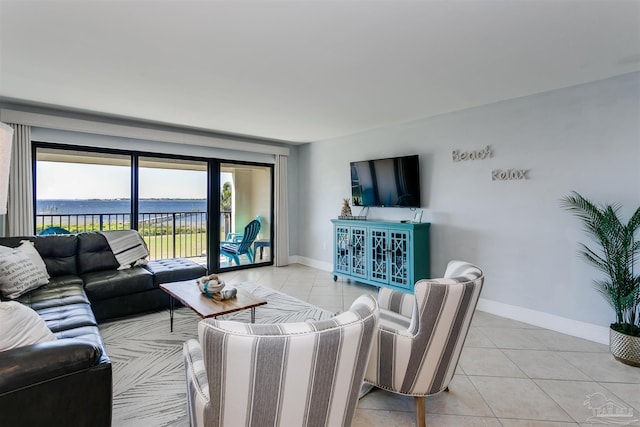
[37,199,207,215]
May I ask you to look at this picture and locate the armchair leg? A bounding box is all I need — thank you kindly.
[414,396,426,427]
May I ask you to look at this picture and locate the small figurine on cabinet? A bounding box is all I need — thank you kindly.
[340,198,352,218]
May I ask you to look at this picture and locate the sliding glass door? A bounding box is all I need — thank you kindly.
[218,162,273,270]
[138,157,208,263]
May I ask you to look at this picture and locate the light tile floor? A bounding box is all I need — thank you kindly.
[219,264,640,427]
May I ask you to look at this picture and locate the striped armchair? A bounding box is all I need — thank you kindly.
[364,261,484,427]
[183,294,379,427]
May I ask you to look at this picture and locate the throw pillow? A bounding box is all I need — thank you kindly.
[0,249,50,299]
[0,301,56,351]
[0,241,50,279]
[0,241,50,278]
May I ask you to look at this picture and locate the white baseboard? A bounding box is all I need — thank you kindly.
[287,255,300,265]
[477,298,609,344]
[291,256,332,272]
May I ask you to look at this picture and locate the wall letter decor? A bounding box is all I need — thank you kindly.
[491,169,530,181]
[452,145,493,162]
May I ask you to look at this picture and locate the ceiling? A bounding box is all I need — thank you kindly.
[1,0,639,144]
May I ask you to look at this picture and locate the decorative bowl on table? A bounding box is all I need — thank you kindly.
[198,274,225,298]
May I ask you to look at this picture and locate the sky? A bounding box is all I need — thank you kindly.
[36,162,231,199]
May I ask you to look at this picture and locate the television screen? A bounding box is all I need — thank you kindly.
[350,155,420,207]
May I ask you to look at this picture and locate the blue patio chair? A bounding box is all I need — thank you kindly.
[225,216,261,243]
[220,219,261,266]
[39,226,71,235]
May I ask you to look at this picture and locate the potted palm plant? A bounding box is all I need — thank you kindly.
[561,191,640,366]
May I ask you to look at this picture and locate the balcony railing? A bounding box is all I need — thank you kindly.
[35,211,232,261]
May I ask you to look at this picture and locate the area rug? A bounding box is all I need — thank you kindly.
[99,283,334,427]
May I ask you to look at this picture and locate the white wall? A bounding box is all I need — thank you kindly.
[295,72,640,342]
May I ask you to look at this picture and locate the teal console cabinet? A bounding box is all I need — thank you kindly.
[331,219,430,292]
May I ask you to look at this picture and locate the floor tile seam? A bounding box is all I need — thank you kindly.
[307,288,343,295]
[469,325,493,339]
[285,280,317,286]
[355,407,414,414]
[528,377,600,383]
[494,347,529,378]
[555,352,600,383]
[497,348,596,382]
[597,380,640,386]
[472,323,539,329]
[475,326,548,350]
[467,374,576,423]
[311,280,344,293]
[496,416,579,425]
[498,347,540,380]
[427,413,503,422]
[593,382,640,413]
[501,348,608,355]
[459,371,528,380]
[530,378,593,424]
[548,349,610,354]
[423,405,499,419]
[533,377,630,388]
[463,373,501,421]
[309,294,344,300]
[280,284,311,294]
[279,289,312,296]
[465,345,499,349]
[337,285,377,293]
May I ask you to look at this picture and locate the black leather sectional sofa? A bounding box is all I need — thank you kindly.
[0,232,207,427]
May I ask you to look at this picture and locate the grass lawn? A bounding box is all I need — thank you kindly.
[144,233,207,260]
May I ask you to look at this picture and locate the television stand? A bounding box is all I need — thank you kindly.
[331,219,430,292]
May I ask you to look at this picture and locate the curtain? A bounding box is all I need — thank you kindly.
[274,155,289,266]
[7,124,33,236]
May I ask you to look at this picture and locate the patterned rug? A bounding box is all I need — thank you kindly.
[99,283,334,427]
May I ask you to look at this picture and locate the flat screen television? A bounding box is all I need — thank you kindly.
[350,155,421,207]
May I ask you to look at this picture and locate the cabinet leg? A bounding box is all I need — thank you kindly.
[333,275,338,282]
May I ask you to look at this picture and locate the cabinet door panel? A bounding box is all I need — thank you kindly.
[350,226,367,279]
[335,226,350,275]
[369,228,388,284]
[389,230,411,288]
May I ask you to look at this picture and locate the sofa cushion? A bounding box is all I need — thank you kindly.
[38,303,98,333]
[144,258,207,286]
[53,325,110,365]
[77,232,119,275]
[0,249,50,299]
[82,267,154,301]
[34,234,79,277]
[15,276,89,311]
[0,301,57,351]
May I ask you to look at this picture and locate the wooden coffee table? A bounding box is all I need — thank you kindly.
[160,280,267,332]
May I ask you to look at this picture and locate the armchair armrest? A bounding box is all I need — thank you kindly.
[0,340,102,394]
[183,339,210,417]
[225,233,244,243]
